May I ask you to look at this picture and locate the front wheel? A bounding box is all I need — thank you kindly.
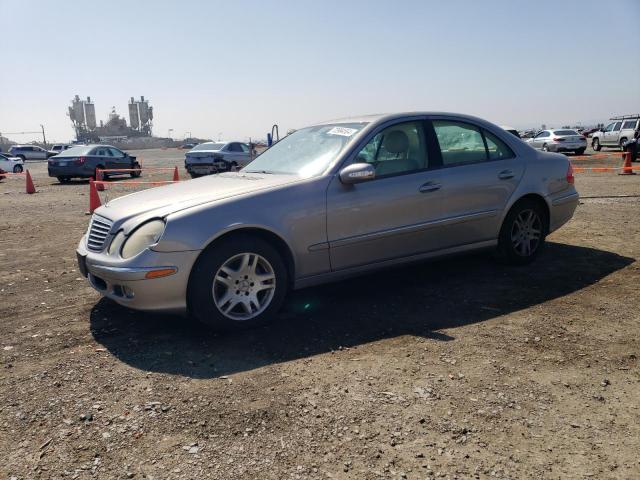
[188,234,288,331]
[13,164,23,173]
[130,162,141,178]
[592,138,601,151]
[575,148,586,155]
[541,143,549,152]
[57,176,70,183]
[496,199,547,265]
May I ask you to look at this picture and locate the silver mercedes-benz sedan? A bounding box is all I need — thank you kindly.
[76,112,579,330]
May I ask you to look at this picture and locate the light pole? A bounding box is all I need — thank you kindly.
[40,124,47,145]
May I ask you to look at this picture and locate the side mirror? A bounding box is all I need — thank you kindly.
[339,163,375,184]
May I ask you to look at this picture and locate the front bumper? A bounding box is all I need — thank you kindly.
[77,235,200,313]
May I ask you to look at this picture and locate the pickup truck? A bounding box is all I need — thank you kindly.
[591,115,640,151]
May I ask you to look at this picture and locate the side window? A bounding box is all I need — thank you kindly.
[230,143,243,152]
[240,143,249,153]
[622,121,636,129]
[604,123,614,132]
[433,120,487,166]
[613,122,622,132]
[355,121,428,177]
[483,130,515,160]
[109,148,123,157]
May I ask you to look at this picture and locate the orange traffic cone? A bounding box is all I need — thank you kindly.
[96,169,105,191]
[619,151,636,175]
[25,170,36,194]
[173,166,180,182]
[88,179,102,214]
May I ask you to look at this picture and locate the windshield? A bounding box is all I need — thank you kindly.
[191,142,225,151]
[243,123,367,177]
[554,130,579,136]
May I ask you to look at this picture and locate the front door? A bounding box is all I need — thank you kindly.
[326,120,444,271]
[430,119,525,247]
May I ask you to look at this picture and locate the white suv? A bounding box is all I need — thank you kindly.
[591,115,640,151]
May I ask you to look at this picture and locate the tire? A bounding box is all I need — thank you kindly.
[575,148,586,155]
[57,176,70,183]
[16,155,25,161]
[541,143,549,152]
[592,138,601,151]
[13,164,23,173]
[188,234,288,331]
[130,162,141,178]
[496,199,547,266]
[620,139,627,151]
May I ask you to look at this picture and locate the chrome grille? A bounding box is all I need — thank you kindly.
[87,215,113,252]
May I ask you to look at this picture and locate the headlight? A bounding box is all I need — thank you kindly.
[121,220,165,259]
[107,231,125,255]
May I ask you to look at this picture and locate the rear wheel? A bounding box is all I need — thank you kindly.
[57,176,70,183]
[16,155,25,161]
[496,199,547,265]
[592,138,601,151]
[188,234,288,331]
[575,148,586,155]
[620,139,627,151]
[13,164,23,173]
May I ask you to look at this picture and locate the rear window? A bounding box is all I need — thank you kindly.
[54,146,94,156]
[191,142,225,151]
[554,130,579,136]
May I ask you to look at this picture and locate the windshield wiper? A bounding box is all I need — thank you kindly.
[244,170,274,174]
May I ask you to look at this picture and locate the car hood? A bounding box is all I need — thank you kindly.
[97,172,300,226]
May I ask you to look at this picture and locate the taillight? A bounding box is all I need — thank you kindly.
[566,163,574,184]
[552,137,565,142]
[74,156,86,165]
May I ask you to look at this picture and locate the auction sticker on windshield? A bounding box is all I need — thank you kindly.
[327,127,358,137]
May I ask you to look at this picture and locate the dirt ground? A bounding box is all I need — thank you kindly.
[1,146,639,479]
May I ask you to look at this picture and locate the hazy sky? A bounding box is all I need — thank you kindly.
[1,0,639,143]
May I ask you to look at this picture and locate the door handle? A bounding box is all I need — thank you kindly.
[419,182,441,193]
[498,170,514,180]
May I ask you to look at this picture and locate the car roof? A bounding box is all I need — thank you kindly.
[313,111,498,126]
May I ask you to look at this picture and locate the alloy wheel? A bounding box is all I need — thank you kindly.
[13,165,23,173]
[212,252,276,321]
[510,209,542,257]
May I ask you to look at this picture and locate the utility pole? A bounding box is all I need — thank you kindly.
[168,128,173,139]
[40,124,47,146]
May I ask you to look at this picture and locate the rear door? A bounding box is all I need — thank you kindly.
[430,119,525,247]
[225,143,246,168]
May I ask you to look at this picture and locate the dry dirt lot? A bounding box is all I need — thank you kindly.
[1,147,639,479]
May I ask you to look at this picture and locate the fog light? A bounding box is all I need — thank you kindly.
[122,286,135,299]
